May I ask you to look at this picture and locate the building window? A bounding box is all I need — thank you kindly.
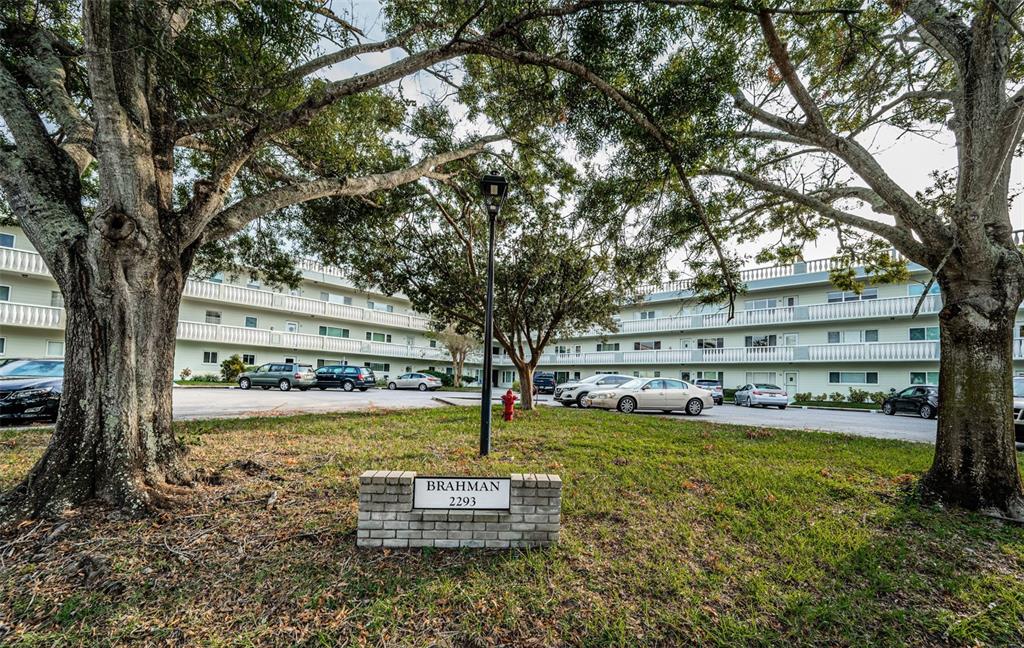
[828,371,879,384]
[680,371,691,381]
[205,310,222,325]
[596,342,620,352]
[697,370,721,381]
[321,291,353,305]
[203,351,218,364]
[827,331,840,344]
[365,362,390,372]
[745,371,777,384]
[827,288,878,303]
[782,333,798,346]
[429,340,437,348]
[0,233,14,248]
[864,329,879,342]
[289,288,301,296]
[246,278,261,289]
[0,285,9,302]
[50,291,64,308]
[909,326,940,341]
[782,296,798,306]
[367,300,395,313]
[633,341,661,351]
[908,283,940,297]
[639,310,656,320]
[0,337,5,354]
[653,371,661,377]
[209,272,224,284]
[744,334,777,347]
[573,372,581,380]
[45,340,64,357]
[697,338,724,349]
[910,371,940,385]
[501,370,515,383]
[319,325,349,338]
[744,298,778,310]
[244,316,258,328]
[365,332,392,343]
[285,321,299,333]
[242,353,256,365]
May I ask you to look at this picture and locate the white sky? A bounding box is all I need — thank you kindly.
[322,1,1024,272]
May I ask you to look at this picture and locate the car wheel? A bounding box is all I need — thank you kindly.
[576,393,591,409]
[388,382,397,390]
[261,385,271,390]
[685,398,704,416]
[418,383,428,391]
[883,402,895,416]
[343,381,355,392]
[920,403,935,419]
[278,379,291,391]
[617,396,637,414]
[239,378,251,390]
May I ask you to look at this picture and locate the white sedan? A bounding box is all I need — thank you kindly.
[585,378,715,416]
[387,372,443,391]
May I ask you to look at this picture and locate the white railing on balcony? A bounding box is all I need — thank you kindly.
[0,247,50,276]
[0,301,62,328]
[0,246,429,332]
[582,294,945,337]
[181,280,430,331]
[496,340,953,366]
[176,321,450,361]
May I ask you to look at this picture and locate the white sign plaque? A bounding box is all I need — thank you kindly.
[413,476,511,510]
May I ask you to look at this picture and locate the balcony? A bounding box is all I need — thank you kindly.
[583,294,945,337]
[176,321,450,361]
[0,246,430,332]
[182,281,430,331]
[0,301,62,328]
[500,340,978,366]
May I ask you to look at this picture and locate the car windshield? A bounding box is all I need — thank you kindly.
[755,384,781,390]
[1014,379,1024,398]
[618,378,645,390]
[0,359,65,377]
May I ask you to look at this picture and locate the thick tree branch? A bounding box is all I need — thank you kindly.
[703,166,930,264]
[203,135,503,242]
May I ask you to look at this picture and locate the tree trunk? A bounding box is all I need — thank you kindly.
[922,280,1024,518]
[452,350,465,388]
[515,361,536,411]
[0,243,193,522]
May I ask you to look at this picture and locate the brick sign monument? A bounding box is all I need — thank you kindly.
[357,471,562,549]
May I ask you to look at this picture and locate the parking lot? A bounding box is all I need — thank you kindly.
[171,387,938,444]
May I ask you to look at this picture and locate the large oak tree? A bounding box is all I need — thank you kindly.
[387,0,1024,518]
[0,0,523,522]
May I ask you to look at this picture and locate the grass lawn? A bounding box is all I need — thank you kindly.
[1,407,1023,646]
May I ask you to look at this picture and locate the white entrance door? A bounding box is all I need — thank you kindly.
[784,372,798,399]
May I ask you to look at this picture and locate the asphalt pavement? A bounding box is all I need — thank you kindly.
[169,386,938,444]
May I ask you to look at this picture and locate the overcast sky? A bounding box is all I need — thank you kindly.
[323,1,1024,272]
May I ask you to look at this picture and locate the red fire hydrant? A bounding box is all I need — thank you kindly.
[501,389,518,421]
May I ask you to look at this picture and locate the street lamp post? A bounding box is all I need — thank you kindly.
[478,172,508,456]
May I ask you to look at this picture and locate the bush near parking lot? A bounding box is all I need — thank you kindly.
[0,407,1021,646]
[220,354,247,383]
[417,369,453,387]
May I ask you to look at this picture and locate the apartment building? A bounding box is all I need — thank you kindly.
[3,222,1022,396]
[0,226,461,383]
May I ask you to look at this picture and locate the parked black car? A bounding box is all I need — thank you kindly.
[534,371,557,394]
[883,385,938,419]
[315,365,376,391]
[0,359,65,423]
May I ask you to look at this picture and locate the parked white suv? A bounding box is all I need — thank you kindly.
[554,374,634,408]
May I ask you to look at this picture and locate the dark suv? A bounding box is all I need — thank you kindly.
[694,380,724,405]
[883,385,938,419]
[534,371,556,394]
[315,365,376,392]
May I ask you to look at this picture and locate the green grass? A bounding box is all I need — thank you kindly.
[793,400,881,410]
[1,407,1022,646]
